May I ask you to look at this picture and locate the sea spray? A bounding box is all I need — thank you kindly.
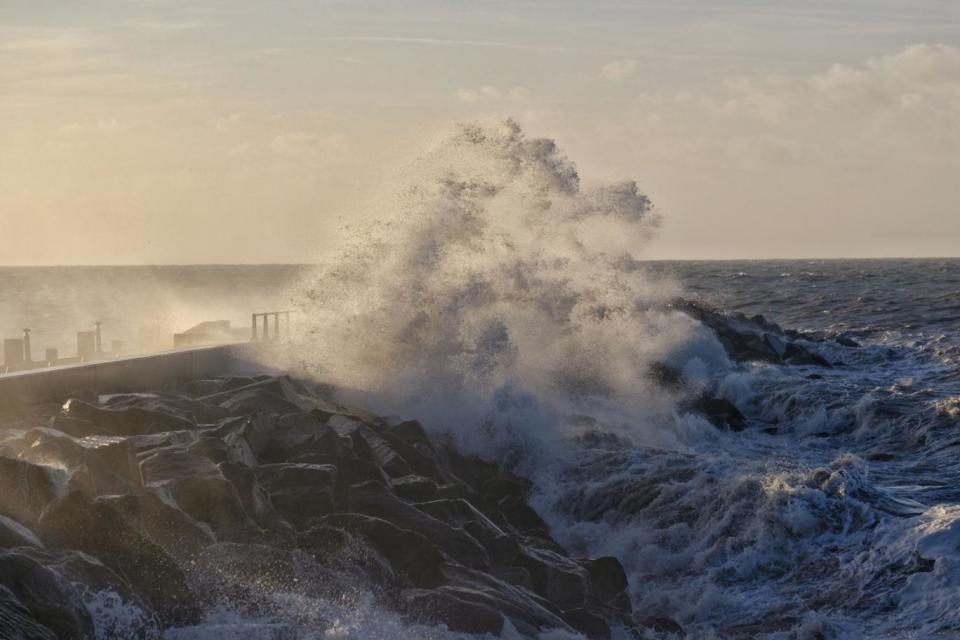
[292,119,728,461]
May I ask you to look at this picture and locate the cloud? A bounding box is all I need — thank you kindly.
[600,58,636,81]
[455,85,529,103]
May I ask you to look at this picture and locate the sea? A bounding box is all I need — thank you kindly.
[3,258,960,638]
[4,122,960,639]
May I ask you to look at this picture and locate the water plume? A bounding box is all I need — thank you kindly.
[293,119,727,459]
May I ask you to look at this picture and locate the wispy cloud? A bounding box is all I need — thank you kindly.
[600,58,637,81]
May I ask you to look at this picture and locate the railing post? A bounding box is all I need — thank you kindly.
[251,313,258,342]
[22,329,31,363]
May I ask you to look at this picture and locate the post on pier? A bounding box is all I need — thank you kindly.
[251,313,258,342]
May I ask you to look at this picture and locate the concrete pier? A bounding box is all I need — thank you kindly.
[0,343,261,413]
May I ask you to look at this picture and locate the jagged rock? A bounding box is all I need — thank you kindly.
[498,495,552,537]
[257,463,337,521]
[329,417,414,478]
[260,412,352,463]
[0,456,63,527]
[18,427,139,495]
[391,474,440,502]
[346,480,490,569]
[415,499,518,566]
[401,587,505,634]
[0,515,43,549]
[583,556,630,609]
[563,607,611,639]
[0,583,58,640]
[319,513,445,587]
[438,563,574,636]
[57,399,195,436]
[217,388,303,417]
[691,396,746,432]
[37,490,200,627]
[515,544,588,610]
[637,615,686,636]
[0,550,95,640]
[139,443,254,539]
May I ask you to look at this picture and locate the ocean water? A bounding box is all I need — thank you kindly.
[5,121,960,639]
[0,264,306,361]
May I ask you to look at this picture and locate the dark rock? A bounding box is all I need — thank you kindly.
[0,457,62,527]
[584,556,629,606]
[0,550,94,640]
[217,388,302,417]
[38,491,199,626]
[636,615,686,636]
[438,563,574,636]
[564,607,611,639]
[139,443,254,538]
[346,481,490,569]
[690,396,746,432]
[515,545,588,610]
[261,413,353,463]
[257,463,337,521]
[498,495,552,537]
[416,499,518,566]
[0,584,58,640]
[391,474,439,502]
[58,399,195,436]
[401,588,505,635]
[0,515,42,549]
[319,513,445,587]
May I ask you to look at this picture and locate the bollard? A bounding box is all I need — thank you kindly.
[22,329,31,363]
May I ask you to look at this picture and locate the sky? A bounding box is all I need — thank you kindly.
[1,0,958,264]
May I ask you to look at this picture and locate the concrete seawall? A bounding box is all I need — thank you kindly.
[0,343,262,412]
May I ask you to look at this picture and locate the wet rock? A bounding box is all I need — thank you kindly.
[690,396,746,432]
[515,545,588,610]
[0,456,63,527]
[0,514,43,549]
[38,490,200,626]
[319,513,445,587]
[0,550,95,640]
[257,463,337,521]
[563,607,611,639]
[139,443,254,538]
[498,495,552,537]
[636,615,686,636]
[0,584,58,640]
[217,388,303,418]
[391,474,440,502]
[401,587,505,635]
[583,556,629,607]
[346,480,490,569]
[260,413,352,463]
[58,399,195,436]
[416,498,518,566]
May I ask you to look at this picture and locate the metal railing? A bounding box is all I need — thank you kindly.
[251,310,296,342]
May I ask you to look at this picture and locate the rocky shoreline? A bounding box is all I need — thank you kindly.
[0,374,669,639]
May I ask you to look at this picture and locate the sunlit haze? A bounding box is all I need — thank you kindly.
[2,0,959,263]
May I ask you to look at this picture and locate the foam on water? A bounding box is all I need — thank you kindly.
[282,123,960,638]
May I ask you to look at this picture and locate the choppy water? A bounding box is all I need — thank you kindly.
[4,122,960,639]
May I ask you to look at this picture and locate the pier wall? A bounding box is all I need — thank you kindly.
[0,343,262,412]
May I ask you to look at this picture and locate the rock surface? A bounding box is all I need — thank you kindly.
[0,374,651,638]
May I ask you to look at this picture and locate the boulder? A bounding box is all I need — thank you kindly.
[346,481,489,569]
[391,475,440,502]
[0,584,58,640]
[515,544,588,610]
[319,513,445,588]
[257,463,337,521]
[57,399,195,436]
[0,550,94,640]
[37,490,200,627]
[0,456,63,527]
[401,588,505,635]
